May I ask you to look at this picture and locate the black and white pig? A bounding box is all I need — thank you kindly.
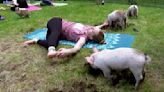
[85,47,151,89]
[127,5,138,17]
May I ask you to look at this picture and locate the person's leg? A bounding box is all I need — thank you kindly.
[46,17,62,47]
[23,38,48,48]
[37,17,62,48]
[37,40,48,48]
[23,17,62,58]
[17,0,28,8]
[23,38,39,47]
[101,0,104,5]
[10,5,18,11]
[46,17,62,58]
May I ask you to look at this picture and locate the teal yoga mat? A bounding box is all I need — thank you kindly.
[24,28,135,50]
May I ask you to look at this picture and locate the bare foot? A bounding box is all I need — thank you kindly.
[22,40,36,47]
[47,50,57,58]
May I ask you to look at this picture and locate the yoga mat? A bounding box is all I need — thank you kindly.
[24,28,135,50]
[32,2,68,6]
[52,3,68,6]
[27,5,41,11]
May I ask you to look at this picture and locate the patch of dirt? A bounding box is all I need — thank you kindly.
[0,37,31,71]
[0,42,10,52]
[49,79,98,92]
[70,81,87,92]
[0,36,46,91]
[0,70,10,82]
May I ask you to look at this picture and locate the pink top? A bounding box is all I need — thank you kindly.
[61,20,94,42]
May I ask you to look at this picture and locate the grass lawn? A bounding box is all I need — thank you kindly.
[0,1,164,92]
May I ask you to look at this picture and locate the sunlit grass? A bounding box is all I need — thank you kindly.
[0,1,164,92]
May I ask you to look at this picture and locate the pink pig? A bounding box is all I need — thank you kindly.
[85,47,151,89]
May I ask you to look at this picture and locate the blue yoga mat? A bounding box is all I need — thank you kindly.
[24,28,135,50]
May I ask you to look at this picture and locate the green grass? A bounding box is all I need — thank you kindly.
[0,1,164,92]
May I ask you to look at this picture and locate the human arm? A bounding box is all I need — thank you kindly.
[70,36,86,53]
[99,19,109,30]
[57,37,86,57]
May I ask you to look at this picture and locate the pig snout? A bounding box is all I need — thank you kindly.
[85,56,94,65]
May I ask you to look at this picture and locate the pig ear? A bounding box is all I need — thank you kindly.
[85,57,93,65]
[92,47,100,53]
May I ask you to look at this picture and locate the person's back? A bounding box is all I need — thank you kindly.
[61,20,94,42]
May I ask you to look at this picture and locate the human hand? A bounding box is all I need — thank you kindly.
[56,48,73,58]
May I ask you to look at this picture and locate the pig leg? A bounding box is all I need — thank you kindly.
[124,16,127,28]
[131,10,134,17]
[142,68,145,81]
[140,68,145,82]
[119,18,126,29]
[136,9,138,17]
[129,11,132,17]
[134,9,138,17]
[108,18,113,28]
[130,66,144,89]
[98,65,112,80]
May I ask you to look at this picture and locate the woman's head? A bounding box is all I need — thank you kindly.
[88,26,105,44]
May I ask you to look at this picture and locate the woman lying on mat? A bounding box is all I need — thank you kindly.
[23,17,105,58]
